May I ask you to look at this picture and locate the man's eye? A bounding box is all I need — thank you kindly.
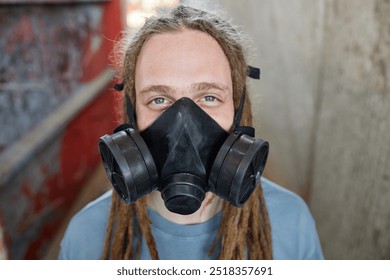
[204,96,216,102]
[152,97,166,104]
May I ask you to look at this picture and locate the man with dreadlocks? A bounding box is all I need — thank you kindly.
[59,5,323,260]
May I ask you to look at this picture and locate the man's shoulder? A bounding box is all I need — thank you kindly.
[261,177,310,216]
[74,190,113,220]
[58,190,112,259]
[261,177,324,259]
[66,189,112,235]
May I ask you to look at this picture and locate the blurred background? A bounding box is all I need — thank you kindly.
[0,0,389,260]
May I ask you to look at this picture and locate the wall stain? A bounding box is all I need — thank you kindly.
[0,5,102,150]
[371,0,390,96]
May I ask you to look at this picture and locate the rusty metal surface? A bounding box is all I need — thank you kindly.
[0,3,104,151]
[0,0,108,4]
[0,0,124,259]
[0,69,115,188]
[0,85,120,258]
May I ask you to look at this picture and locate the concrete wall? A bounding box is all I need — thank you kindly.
[219,0,390,259]
[310,0,390,260]
[218,0,325,198]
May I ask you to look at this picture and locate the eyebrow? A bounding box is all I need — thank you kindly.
[140,82,230,95]
[191,82,230,92]
[139,85,172,95]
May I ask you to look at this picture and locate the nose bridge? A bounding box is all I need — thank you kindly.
[167,97,207,153]
[163,104,206,177]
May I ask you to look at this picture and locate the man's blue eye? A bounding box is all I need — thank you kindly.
[153,97,165,104]
[204,96,216,102]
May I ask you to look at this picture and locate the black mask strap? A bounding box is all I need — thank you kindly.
[113,83,136,128]
[232,66,260,129]
[113,83,124,91]
[233,88,246,129]
[125,94,136,128]
[247,65,260,80]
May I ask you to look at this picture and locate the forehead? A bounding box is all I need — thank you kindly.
[135,29,232,90]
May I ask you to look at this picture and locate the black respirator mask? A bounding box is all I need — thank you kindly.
[98,66,269,215]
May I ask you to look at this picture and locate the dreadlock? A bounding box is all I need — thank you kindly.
[102,4,272,260]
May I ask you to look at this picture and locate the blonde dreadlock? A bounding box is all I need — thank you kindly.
[102,5,272,260]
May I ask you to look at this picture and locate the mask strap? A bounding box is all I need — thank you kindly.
[233,65,260,128]
[125,94,137,128]
[113,83,124,91]
[113,83,136,128]
[247,65,260,80]
[233,89,246,129]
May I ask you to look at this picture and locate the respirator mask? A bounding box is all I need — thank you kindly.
[98,66,269,215]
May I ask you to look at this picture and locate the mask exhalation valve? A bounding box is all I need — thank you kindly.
[160,173,206,215]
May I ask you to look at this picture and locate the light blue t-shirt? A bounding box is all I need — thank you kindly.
[58,178,323,259]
